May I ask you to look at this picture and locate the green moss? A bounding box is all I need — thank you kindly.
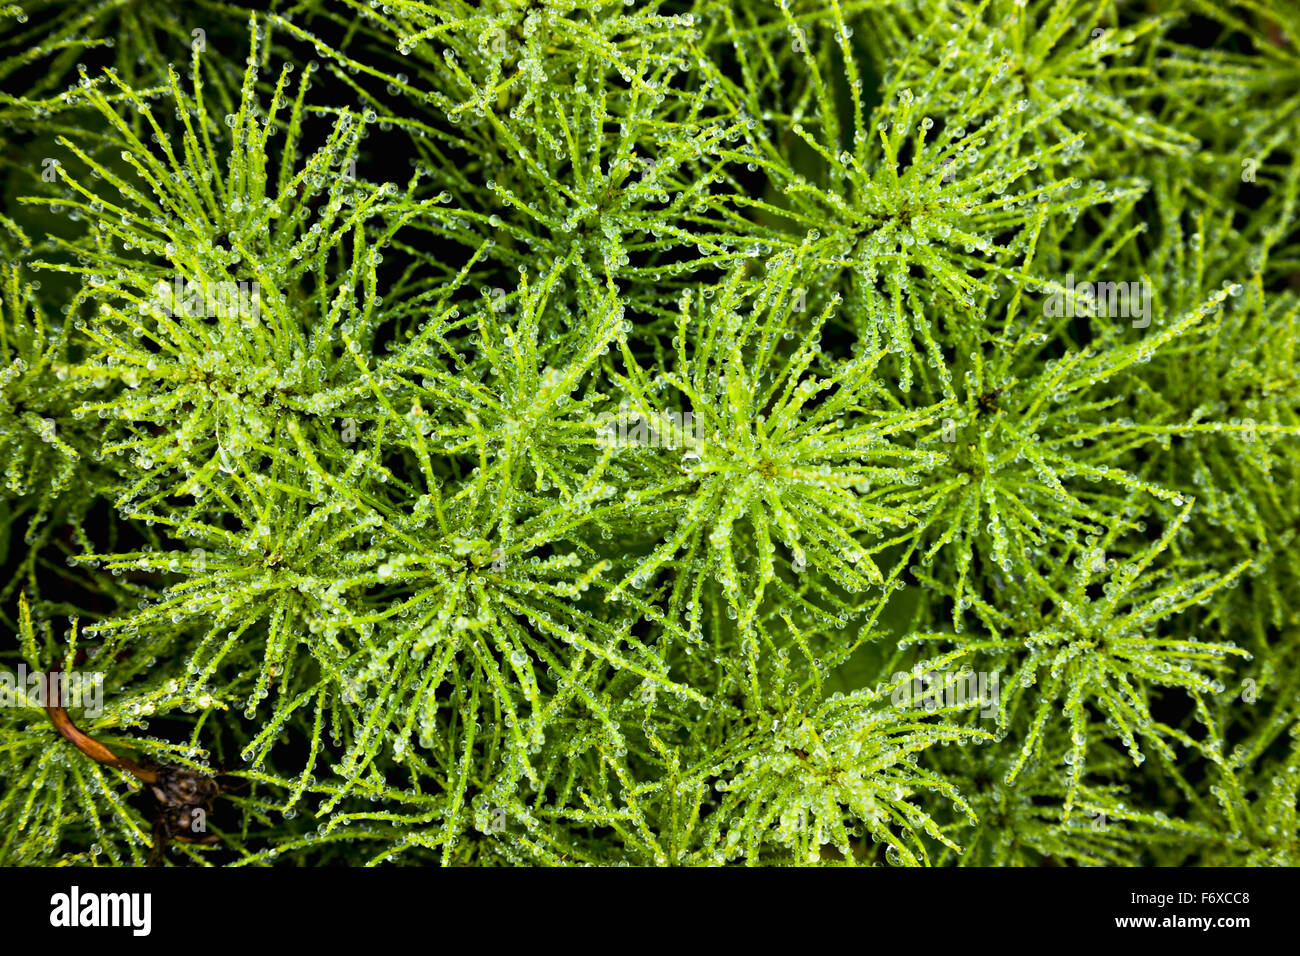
[0,0,1298,867]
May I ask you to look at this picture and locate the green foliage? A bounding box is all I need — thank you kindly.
[1,0,1298,866]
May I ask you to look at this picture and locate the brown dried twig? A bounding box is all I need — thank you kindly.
[44,667,221,864]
